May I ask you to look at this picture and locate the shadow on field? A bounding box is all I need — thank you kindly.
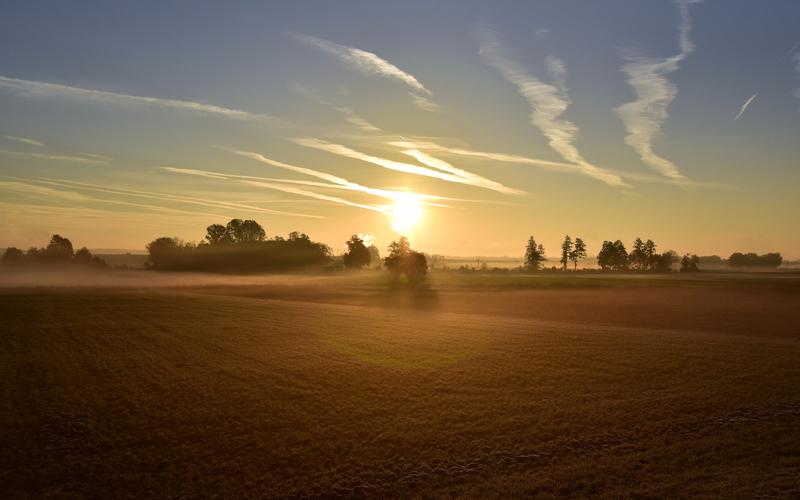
[364,281,441,311]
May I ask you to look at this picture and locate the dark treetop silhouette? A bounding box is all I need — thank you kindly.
[2,235,107,269]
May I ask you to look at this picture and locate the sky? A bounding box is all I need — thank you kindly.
[1,0,798,258]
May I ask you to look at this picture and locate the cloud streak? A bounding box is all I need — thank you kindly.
[400,139,731,189]
[292,34,431,95]
[395,140,579,171]
[0,75,278,123]
[162,165,388,214]
[614,0,701,181]
[0,149,109,165]
[0,177,234,220]
[227,148,453,202]
[291,85,381,132]
[734,93,757,120]
[2,135,45,148]
[794,51,800,101]
[38,177,323,219]
[0,180,92,201]
[392,142,522,194]
[478,29,625,187]
[409,93,442,113]
[294,138,522,194]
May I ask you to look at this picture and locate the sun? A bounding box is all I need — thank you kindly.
[389,195,423,235]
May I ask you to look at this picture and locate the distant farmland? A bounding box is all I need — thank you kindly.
[1,273,799,497]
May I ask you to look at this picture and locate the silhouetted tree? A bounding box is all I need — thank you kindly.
[597,240,628,271]
[146,221,331,273]
[387,236,411,258]
[560,235,573,271]
[728,252,782,268]
[45,234,73,261]
[629,237,646,271]
[368,245,381,268]
[288,231,312,242]
[651,251,675,273]
[2,238,106,268]
[2,247,25,265]
[699,255,724,266]
[205,224,228,245]
[680,254,700,272]
[26,247,42,261]
[74,247,93,264]
[524,236,546,271]
[629,238,661,271]
[570,237,587,270]
[225,219,265,243]
[384,237,427,283]
[146,237,184,269]
[343,235,371,269]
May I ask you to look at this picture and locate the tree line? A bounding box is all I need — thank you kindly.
[2,222,784,276]
[146,219,332,273]
[523,235,784,273]
[146,219,428,280]
[1,235,108,268]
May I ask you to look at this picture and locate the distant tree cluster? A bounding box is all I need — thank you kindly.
[383,236,427,283]
[342,235,373,269]
[597,237,676,272]
[146,219,331,272]
[523,235,679,273]
[727,252,783,268]
[2,235,107,269]
[680,254,700,273]
[524,236,547,271]
[560,235,588,270]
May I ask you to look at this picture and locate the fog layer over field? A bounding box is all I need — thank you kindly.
[0,269,332,288]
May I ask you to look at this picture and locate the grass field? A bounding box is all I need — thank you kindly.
[2,272,799,497]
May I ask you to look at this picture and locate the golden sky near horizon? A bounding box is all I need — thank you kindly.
[1,1,798,258]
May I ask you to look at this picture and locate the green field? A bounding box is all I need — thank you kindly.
[2,272,799,497]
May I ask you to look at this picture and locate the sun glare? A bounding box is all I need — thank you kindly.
[389,195,423,235]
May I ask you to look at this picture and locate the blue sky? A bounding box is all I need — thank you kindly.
[1,0,798,257]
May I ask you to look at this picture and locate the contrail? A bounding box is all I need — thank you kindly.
[0,75,280,123]
[478,28,626,187]
[2,135,44,148]
[292,34,431,95]
[614,0,702,181]
[294,137,523,193]
[734,93,757,120]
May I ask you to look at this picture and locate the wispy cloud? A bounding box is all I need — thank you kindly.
[0,177,233,219]
[787,39,800,57]
[292,34,432,95]
[400,139,732,189]
[392,142,522,194]
[43,177,323,219]
[0,180,92,201]
[162,165,388,214]
[227,148,452,202]
[394,139,579,171]
[478,29,625,187]
[80,152,113,162]
[0,75,279,123]
[294,137,522,193]
[2,135,45,148]
[614,0,701,181]
[734,93,758,120]
[242,180,388,214]
[409,93,442,113]
[291,85,381,132]
[0,149,109,165]
[794,51,800,100]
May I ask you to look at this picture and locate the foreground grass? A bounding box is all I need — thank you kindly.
[1,285,799,497]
